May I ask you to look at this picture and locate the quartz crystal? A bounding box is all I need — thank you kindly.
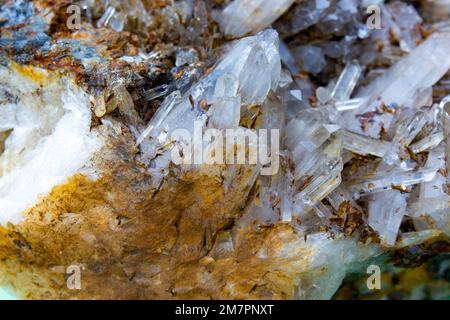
[342,32,450,138]
[340,129,390,157]
[350,167,437,197]
[293,45,327,74]
[368,190,407,246]
[330,61,361,102]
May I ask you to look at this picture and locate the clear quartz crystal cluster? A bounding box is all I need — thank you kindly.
[0,0,450,300]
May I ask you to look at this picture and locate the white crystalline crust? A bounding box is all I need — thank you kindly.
[0,65,101,224]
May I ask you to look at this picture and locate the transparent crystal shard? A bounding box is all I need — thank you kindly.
[409,132,444,154]
[384,110,428,165]
[409,197,450,218]
[408,145,450,229]
[326,186,360,211]
[278,69,293,89]
[96,6,125,32]
[295,173,341,209]
[212,29,281,105]
[342,32,450,137]
[136,91,181,146]
[273,0,331,36]
[313,201,333,220]
[175,48,199,67]
[96,6,116,28]
[208,73,241,129]
[405,86,433,109]
[285,109,337,168]
[213,72,239,99]
[368,190,407,246]
[331,61,361,102]
[238,46,274,103]
[256,151,293,222]
[316,86,332,105]
[396,230,443,249]
[220,0,295,37]
[290,90,302,101]
[419,146,445,199]
[293,137,343,209]
[340,129,390,157]
[280,168,295,222]
[286,112,322,150]
[409,195,450,230]
[137,30,281,146]
[142,84,175,101]
[134,29,284,191]
[326,188,347,212]
[350,167,437,197]
[334,97,368,111]
[208,97,241,129]
[385,2,423,53]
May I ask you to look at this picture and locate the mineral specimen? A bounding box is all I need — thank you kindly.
[0,0,449,301]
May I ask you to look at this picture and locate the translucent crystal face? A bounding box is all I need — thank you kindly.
[220,0,295,37]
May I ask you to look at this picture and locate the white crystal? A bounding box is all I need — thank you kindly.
[350,167,437,197]
[136,91,182,146]
[290,90,302,101]
[326,186,361,211]
[368,190,407,246]
[212,29,281,105]
[342,32,450,137]
[341,129,390,157]
[409,132,444,154]
[334,97,368,111]
[396,230,443,249]
[384,110,428,165]
[0,65,101,224]
[313,201,333,220]
[316,86,332,105]
[293,137,343,208]
[208,97,241,129]
[220,0,295,37]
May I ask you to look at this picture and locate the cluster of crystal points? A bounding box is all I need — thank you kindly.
[1,0,450,300]
[135,1,450,248]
